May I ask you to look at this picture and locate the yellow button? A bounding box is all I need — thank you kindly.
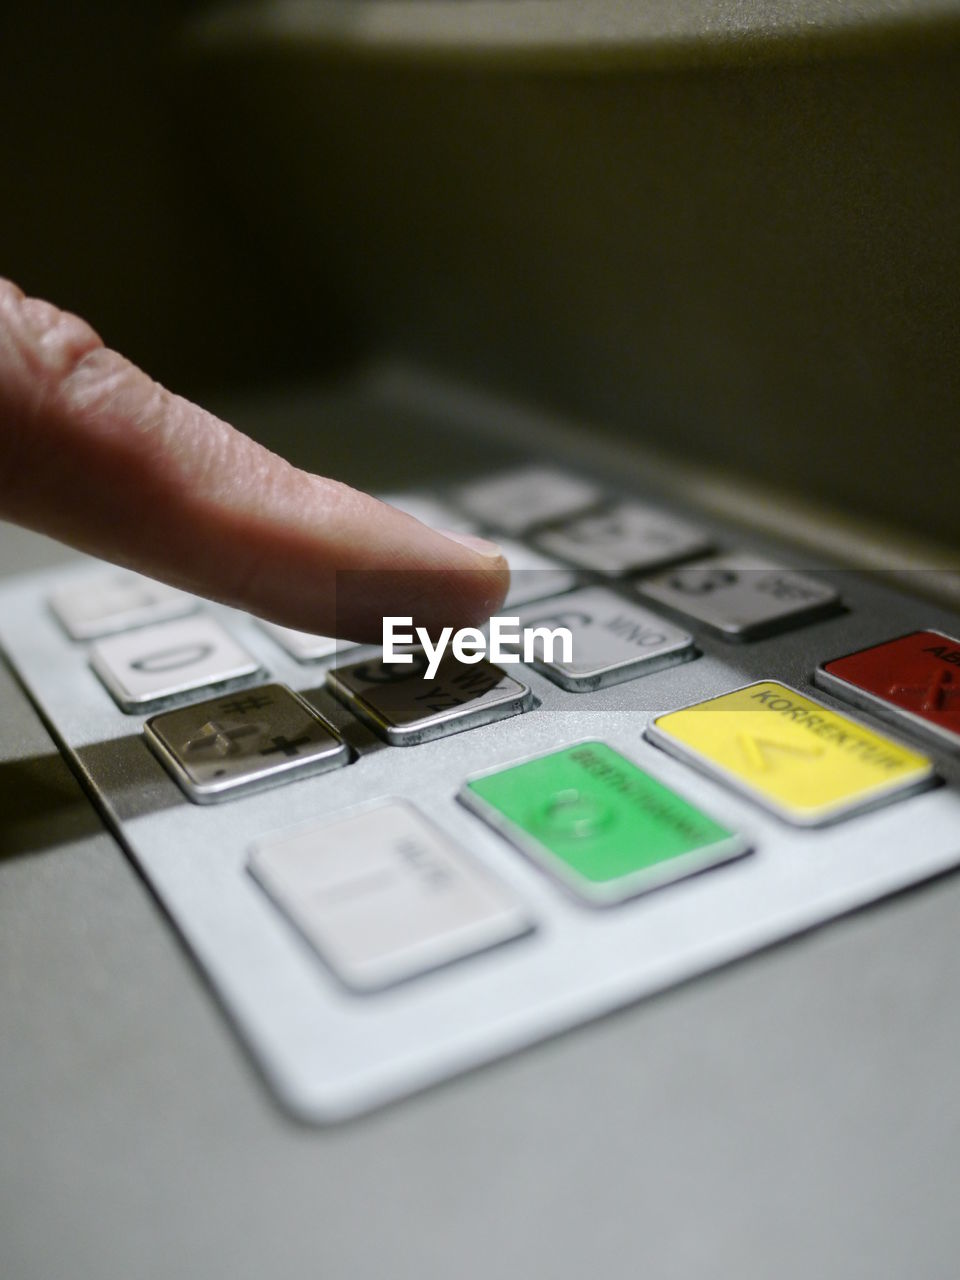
[648,681,935,825]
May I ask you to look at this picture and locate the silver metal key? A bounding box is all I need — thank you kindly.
[514,586,695,691]
[636,553,841,640]
[145,683,349,802]
[326,650,532,745]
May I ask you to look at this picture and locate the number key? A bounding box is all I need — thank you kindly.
[90,616,264,712]
[326,651,532,745]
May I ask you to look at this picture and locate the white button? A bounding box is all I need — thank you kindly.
[498,538,578,608]
[636,554,841,639]
[535,502,712,574]
[145,683,349,803]
[378,492,478,535]
[515,587,695,691]
[327,651,532,745]
[249,802,532,991]
[49,570,198,640]
[452,466,603,535]
[258,621,357,664]
[90,616,264,711]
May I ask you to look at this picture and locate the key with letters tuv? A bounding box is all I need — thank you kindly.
[326,650,533,745]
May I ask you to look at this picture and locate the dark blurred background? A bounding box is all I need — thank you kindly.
[0,1,357,399]
[3,2,959,547]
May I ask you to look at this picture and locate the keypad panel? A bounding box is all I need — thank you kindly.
[7,456,960,1124]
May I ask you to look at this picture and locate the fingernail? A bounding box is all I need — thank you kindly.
[437,529,505,560]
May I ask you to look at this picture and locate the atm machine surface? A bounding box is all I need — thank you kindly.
[3,3,960,1278]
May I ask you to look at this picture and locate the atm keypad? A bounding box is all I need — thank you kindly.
[19,458,960,1123]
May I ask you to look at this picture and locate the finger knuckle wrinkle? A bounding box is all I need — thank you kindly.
[16,294,103,381]
[53,345,136,420]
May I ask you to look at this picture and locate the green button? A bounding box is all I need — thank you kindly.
[460,742,749,904]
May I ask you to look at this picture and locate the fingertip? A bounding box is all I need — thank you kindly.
[359,501,510,624]
[434,528,506,563]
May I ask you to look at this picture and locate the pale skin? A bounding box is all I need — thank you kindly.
[0,279,509,641]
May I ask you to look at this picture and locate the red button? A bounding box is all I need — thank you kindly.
[819,629,960,749]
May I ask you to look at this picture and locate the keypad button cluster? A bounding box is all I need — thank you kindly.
[45,469,959,999]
